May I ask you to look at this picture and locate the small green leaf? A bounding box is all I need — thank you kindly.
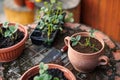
[72,41,78,46]
[69,18,74,22]
[3,22,9,28]
[9,25,18,34]
[40,69,44,74]
[59,27,63,31]
[44,1,48,7]
[48,74,52,80]
[33,76,40,80]
[43,74,52,80]
[43,64,48,71]
[58,15,63,20]
[39,62,44,69]
[57,1,62,7]
[4,30,11,37]
[44,8,48,12]
[38,74,45,80]
[50,0,56,3]
[0,28,3,35]
[68,13,73,17]
[89,29,96,37]
[41,7,46,11]
[53,77,59,80]
[76,35,81,41]
[71,37,76,41]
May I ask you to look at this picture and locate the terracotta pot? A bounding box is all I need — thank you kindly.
[25,0,35,10]
[0,23,28,62]
[14,0,25,7]
[64,32,109,72]
[20,64,76,80]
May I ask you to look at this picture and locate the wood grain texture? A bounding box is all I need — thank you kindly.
[81,0,120,42]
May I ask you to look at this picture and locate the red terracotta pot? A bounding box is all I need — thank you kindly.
[20,64,76,80]
[64,32,109,72]
[14,0,25,7]
[0,23,28,62]
[25,0,35,10]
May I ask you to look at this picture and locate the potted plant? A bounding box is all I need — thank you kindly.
[20,62,76,80]
[30,0,74,47]
[0,22,28,62]
[64,30,109,72]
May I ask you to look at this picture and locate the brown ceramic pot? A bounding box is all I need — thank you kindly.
[0,23,28,62]
[14,0,25,7]
[20,64,76,80]
[64,32,109,72]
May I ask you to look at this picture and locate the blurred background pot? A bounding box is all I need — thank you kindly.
[25,0,35,10]
[14,0,25,7]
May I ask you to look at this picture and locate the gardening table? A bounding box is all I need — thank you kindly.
[0,23,120,80]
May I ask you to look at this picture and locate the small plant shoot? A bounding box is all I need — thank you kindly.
[36,0,74,43]
[0,22,18,40]
[34,62,60,80]
[71,30,99,52]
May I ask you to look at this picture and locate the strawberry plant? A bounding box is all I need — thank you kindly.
[71,30,99,52]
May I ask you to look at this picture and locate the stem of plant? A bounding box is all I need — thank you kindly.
[0,28,3,36]
[78,41,99,52]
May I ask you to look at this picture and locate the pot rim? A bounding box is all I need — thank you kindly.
[0,22,28,51]
[68,32,105,55]
[20,63,76,80]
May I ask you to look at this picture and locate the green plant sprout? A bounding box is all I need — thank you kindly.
[0,22,18,40]
[36,0,74,42]
[71,30,99,52]
[34,62,59,80]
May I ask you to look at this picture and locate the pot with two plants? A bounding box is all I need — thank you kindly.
[64,30,109,72]
[20,62,76,80]
[30,0,74,47]
[0,22,28,62]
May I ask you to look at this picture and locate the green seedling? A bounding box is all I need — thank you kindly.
[36,0,74,43]
[0,22,18,40]
[71,30,99,52]
[34,62,59,80]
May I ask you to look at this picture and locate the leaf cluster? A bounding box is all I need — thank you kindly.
[34,62,59,80]
[71,35,81,46]
[0,22,18,40]
[71,30,99,51]
[36,0,74,40]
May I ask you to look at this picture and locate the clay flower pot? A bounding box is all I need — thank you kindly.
[25,0,35,10]
[20,64,76,80]
[64,32,109,72]
[0,23,28,62]
[14,0,25,7]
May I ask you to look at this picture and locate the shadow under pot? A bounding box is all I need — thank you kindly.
[30,28,58,47]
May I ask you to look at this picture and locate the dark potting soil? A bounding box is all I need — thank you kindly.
[29,68,68,80]
[0,29,24,48]
[71,36,102,53]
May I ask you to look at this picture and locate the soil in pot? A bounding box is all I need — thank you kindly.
[28,68,68,80]
[0,28,24,48]
[71,36,102,53]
